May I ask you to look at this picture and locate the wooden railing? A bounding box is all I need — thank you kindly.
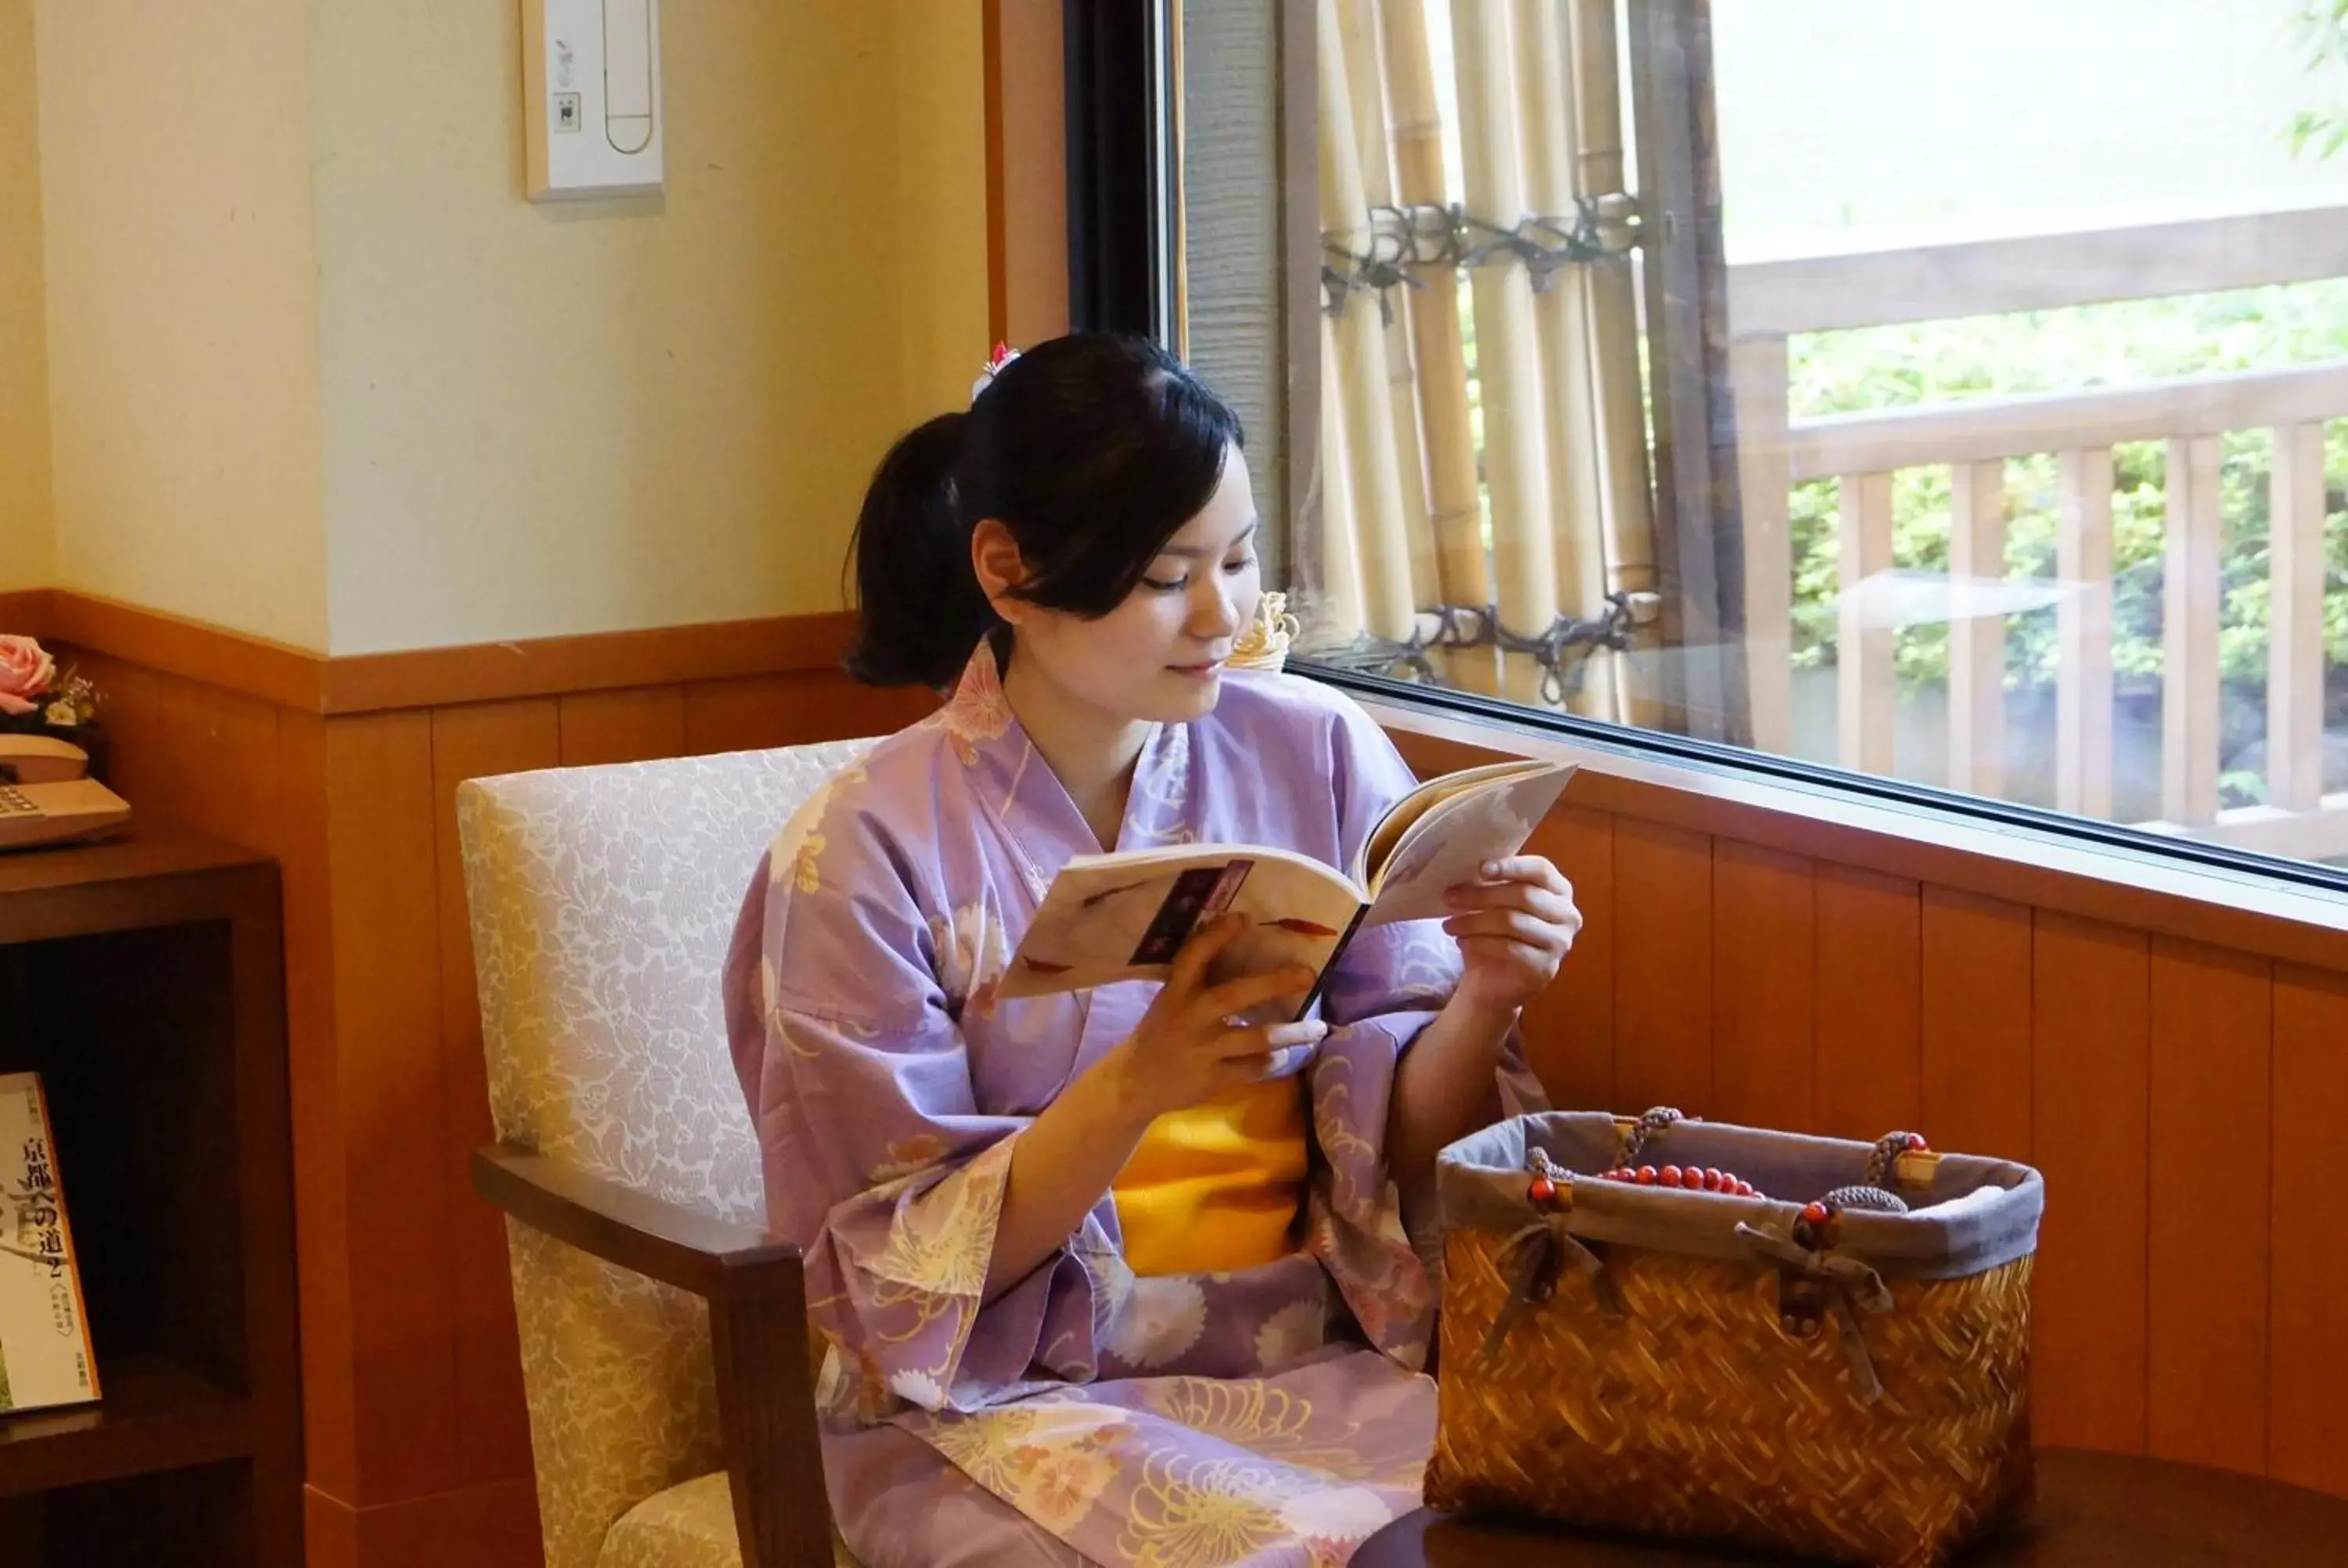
[1730,203,2348,863]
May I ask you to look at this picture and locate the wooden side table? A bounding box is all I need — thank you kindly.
[0,829,301,1568]
[1356,1449,2348,1566]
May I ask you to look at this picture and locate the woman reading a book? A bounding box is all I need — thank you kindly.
[723,333,1582,1566]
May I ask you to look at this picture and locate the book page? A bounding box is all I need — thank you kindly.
[1354,759,1558,886]
[995,843,1365,1002]
[1356,786,1443,889]
[1359,761,1575,928]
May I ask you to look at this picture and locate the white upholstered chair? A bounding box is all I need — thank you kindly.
[457,741,876,1568]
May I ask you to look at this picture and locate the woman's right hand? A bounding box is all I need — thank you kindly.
[1103,914,1327,1126]
[986,916,1325,1301]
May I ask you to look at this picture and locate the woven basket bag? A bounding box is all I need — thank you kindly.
[1425,1109,2044,1567]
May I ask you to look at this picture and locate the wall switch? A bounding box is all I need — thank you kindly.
[524,0,664,200]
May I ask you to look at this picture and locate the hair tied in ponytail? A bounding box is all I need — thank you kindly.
[970,341,1021,405]
[850,333,1244,691]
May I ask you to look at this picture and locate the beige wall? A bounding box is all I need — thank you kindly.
[890,0,993,422]
[315,1,987,654]
[0,0,52,593]
[34,0,328,647]
[19,0,989,653]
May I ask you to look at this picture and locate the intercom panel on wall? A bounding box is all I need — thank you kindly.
[524,0,664,200]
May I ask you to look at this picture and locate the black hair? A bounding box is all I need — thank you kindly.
[843,333,1246,689]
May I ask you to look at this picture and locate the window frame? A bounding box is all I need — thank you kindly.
[1072,0,2348,906]
[1061,1,1183,347]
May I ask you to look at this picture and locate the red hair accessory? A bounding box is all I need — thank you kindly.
[971,341,1022,404]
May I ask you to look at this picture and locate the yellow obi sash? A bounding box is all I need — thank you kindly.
[1111,1074,1310,1277]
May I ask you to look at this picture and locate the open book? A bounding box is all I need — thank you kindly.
[994,758,1576,1013]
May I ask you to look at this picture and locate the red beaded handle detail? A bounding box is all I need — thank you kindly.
[1525,1146,1567,1208]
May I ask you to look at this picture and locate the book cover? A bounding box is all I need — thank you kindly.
[994,843,1365,1004]
[0,1072,100,1415]
[993,759,1575,1006]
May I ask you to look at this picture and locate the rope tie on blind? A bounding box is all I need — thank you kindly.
[1322,204,1421,324]
[1320,197,1640,319]
[1316,592,1651,706]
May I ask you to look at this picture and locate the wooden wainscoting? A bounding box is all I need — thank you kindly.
[1388,718,2348,1502]
[28,573,2348,1561]
[16,592,932,1568]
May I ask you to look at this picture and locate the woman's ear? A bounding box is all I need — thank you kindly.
[971,519,1030,621]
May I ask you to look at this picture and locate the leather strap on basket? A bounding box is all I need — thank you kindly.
[1478,1177,1625,1365]
[1735,1221,1896,1403]
[1478,1216,1623,1365]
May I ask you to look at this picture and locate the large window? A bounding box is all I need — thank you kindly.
[1168,0,2348,885]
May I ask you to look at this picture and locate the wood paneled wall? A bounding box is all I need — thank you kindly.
[1460,773,2348,1501]
[31,599,2348,1568]
[53,634,931,1568]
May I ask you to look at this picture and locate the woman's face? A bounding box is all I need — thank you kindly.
[992,444,1262,726]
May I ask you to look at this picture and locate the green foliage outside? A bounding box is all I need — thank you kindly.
[1784,282,2348,804]
[2288,1,2348,158]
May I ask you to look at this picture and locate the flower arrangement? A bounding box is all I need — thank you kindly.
[0,635,103,734]
[1229,592,1301,673]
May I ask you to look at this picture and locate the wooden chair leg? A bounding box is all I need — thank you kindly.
[711,1286,837,1568]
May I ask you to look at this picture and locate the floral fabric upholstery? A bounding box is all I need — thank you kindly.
[597,1473,861,1568]
[458,740,877,1568]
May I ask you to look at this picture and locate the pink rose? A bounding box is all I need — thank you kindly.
[0,635,57,716]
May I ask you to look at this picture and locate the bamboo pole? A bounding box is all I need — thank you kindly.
[1378,0,1499,695]
[1568,0,1659,723]
[1318,322,1368,646]
[1449,0,1561,705]
[1514,0,1614,718]
[1317,0,1419,645]
[1334,0,1442,625]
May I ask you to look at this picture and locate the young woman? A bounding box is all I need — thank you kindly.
[723,334,1581,1566]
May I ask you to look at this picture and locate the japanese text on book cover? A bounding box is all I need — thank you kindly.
[0,1072,99,1413]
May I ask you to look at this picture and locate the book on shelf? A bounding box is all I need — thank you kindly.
[995,757,1576,1016]
[0,1071,99,1415]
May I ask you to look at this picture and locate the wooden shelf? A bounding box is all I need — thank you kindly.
[0,824,301,1566]
[0,1358,254,1499]
[0,825,274,947]
[0,826,263,901]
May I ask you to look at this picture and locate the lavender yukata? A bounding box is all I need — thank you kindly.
[723,644,1546,1566]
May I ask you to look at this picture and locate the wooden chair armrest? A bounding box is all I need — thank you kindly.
[472,1140,837,1568]
[472,1141,803,1299]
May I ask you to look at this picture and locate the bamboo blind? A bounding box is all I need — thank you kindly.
[1307,0,1658,717]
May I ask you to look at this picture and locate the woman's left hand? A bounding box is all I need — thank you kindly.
[1442,856,1583,1017]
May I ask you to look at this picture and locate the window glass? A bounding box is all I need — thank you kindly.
[1201,0,2348,876]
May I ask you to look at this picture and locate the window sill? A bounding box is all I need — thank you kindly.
[1363,693,2348,976]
